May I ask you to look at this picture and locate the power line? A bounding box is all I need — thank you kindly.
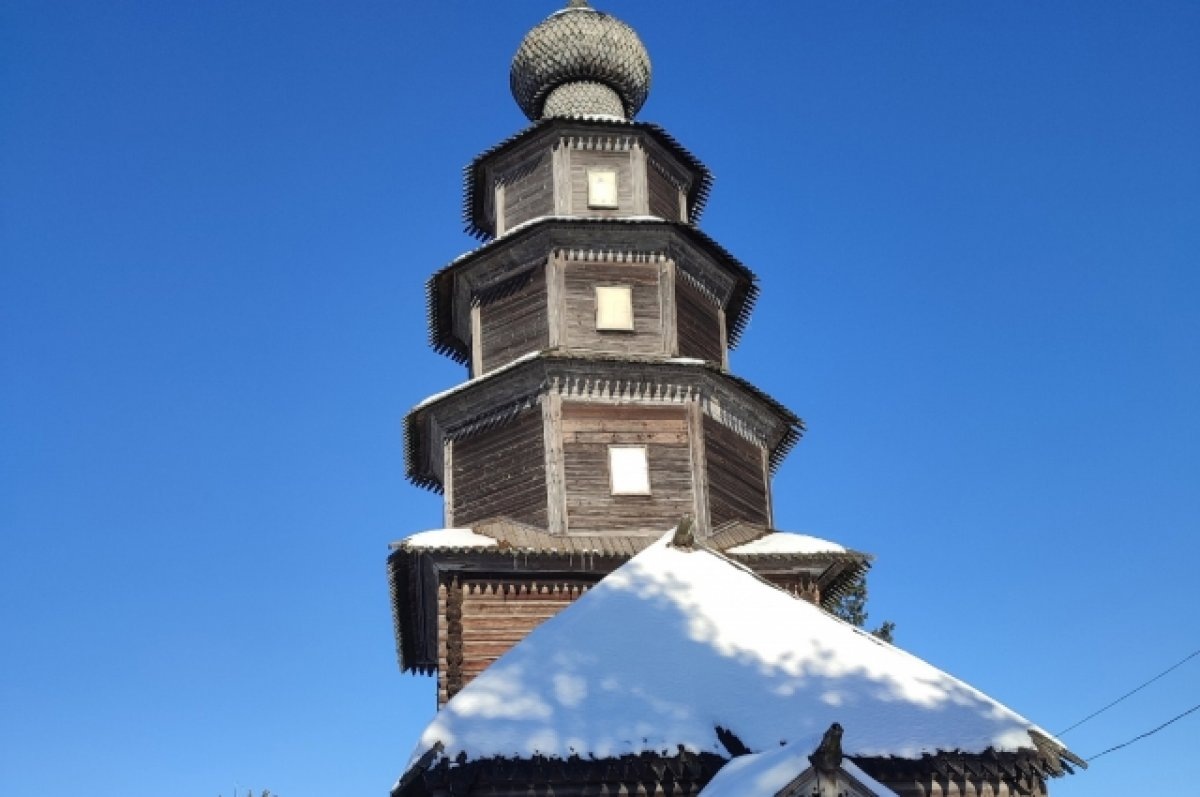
[1087,701,1200,761]
[1056,647,1200,736]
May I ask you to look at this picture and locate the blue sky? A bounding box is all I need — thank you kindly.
[1,2,1197,795]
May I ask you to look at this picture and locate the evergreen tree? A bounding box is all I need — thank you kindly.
[829,570,895,642]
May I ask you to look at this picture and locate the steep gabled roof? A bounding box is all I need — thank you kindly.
[400,532,1078,779]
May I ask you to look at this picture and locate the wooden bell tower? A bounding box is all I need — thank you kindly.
[389,0,868,705]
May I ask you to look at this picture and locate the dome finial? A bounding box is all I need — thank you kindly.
[510,3,652,121]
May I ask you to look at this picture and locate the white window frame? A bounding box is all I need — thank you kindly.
[608,445,651,495]
[587,168,619,209]
[595,285,634,331]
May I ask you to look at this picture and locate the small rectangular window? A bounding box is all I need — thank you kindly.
[609,445,651,495]
[587,169,619,209]
[595,285,634,331]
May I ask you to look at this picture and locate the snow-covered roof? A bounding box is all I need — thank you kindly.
[698,742,899,797]
[727,531,846,555]
[398,528,499,550]
[405,532,1066,769]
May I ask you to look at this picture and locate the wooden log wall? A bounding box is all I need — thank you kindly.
[439,578,594,704]
[497,150,554,234]
[704,415,770,528]
[647,155,683,221]
[562,259,664,355]
[451,408,548,528]
[568,149,634,216]
[478,266,549,373]
[675,274,724,364]
[560,403,694,534]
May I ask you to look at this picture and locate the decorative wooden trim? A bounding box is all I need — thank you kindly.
[465,578,591,600]
[541,393,568,534]
[661,258,678,356]
[398,745,1065,797]
[562,134,636,152]
[494,182,506,236]
[630,142,648,214]
[399,749,728,797]
[550,373,695,405]
[718,308,730,371]
[648,150,690,190]
[435,579,449,704]
[546,256,565,348]
[552,139,571,215]
[554,247,669,264]
[471,267,537,307]
[443,575,464,704]
[761,445,774,529]
[675,262,724,305]
[494,150,547,186]
[469,303,483,377]
[443,438,455,527]
[687,397,712,538]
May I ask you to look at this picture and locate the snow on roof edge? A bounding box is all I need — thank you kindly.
[400,528,498,550]
[404,530,1064,770]
[727,531,846,555]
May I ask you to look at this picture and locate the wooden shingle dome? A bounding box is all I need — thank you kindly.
[510,1,652,121]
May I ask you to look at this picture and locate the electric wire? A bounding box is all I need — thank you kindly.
[1056,647,1199,736]
[1087,701,1200,761]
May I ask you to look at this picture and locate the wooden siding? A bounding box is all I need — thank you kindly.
[676,274,724,364]
[562,260,664,355]
[478,268,549,373]
[451,409,548,528]
[704,415,770,528]
[647,157,682,221]
[446,579,593,703]
[569,150,634,216]
[498,150,554,233]
[561,403,694,534]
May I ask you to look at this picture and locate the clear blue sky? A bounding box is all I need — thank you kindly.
[2,2,1197,795]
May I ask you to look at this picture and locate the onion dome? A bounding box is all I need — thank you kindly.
[510,0,652,121]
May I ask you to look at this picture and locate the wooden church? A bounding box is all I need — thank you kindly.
[387,3,1084,795]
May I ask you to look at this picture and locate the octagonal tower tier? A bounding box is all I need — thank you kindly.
[407,354,800,536]
[428,216,756,377]
[461,118,712,241]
